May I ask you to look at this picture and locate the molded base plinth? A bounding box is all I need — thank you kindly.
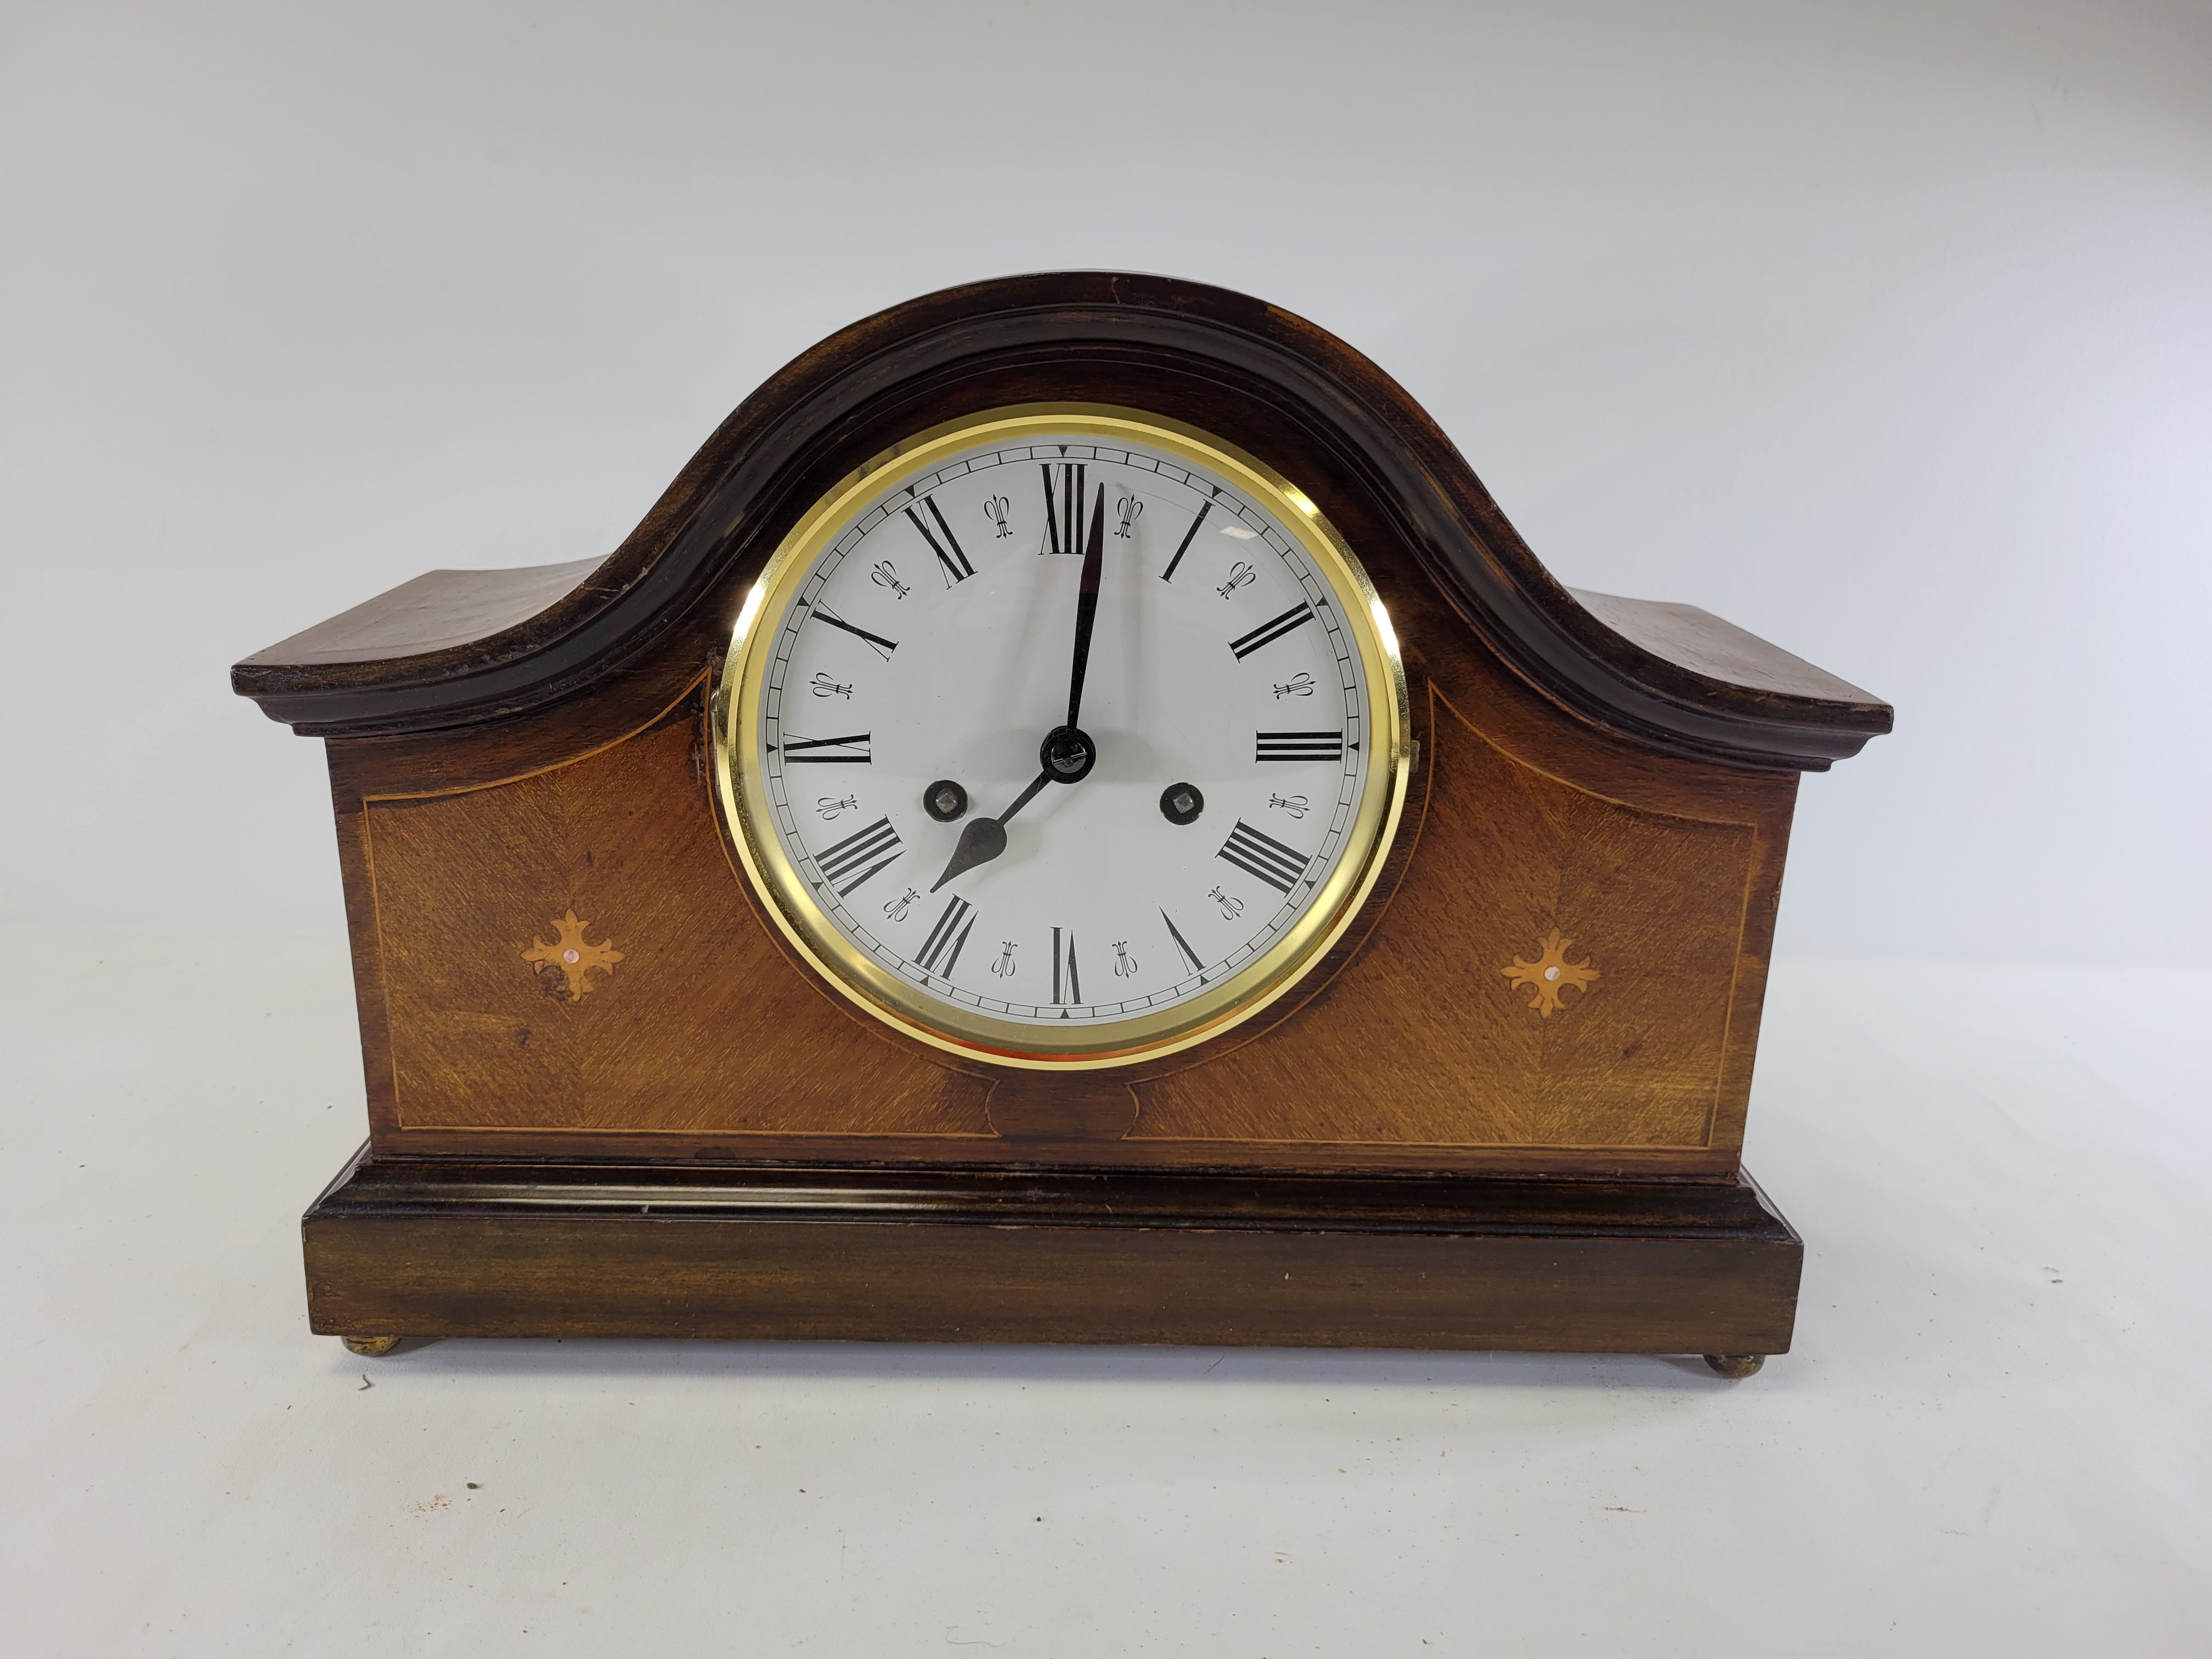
[302,1146,1802,1356]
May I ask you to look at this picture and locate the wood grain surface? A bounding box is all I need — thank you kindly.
[1129,689,1756,1153]
[338,664,1786,1173]
[358,684,992,1141]
[304,1149,1804,1353]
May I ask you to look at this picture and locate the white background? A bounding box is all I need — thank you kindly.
[6,938,2206,1655]
[3,0,2208,959]
[3,3,2208,1654]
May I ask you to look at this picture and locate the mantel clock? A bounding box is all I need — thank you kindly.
[235,274,1889,1374]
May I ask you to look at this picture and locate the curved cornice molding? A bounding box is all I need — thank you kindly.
[233,271,1891,770]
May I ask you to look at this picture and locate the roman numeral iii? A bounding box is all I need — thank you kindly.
[812,816,902,896]
[1228,602,1316,660]
[1216,819,1310,894]
[905,495,975,586]
[1255,730,1344,763]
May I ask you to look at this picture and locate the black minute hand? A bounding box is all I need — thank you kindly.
[1064,483,1108,729]
[928,769,1052,893]
[930,485,1108,896]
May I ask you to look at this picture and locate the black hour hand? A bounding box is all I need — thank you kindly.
[929,769,1051,892]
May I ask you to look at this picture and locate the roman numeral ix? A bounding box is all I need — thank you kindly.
[1255,730,1345,763]
[905,494,975,586]
[774,732,871,764]
[915,895,976,978]
[1228,602,1316,660]
[1217,819,1311,894]
[812,816,902,896]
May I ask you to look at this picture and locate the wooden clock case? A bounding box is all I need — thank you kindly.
[234,272,1889,1368]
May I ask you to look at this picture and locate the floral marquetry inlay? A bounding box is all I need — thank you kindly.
[522,910,624,1002]
[1502,929,1599,1019]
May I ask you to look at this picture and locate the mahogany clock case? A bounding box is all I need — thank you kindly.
[234,272,1889,1359]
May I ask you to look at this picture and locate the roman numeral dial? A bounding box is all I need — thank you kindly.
[726,413,1400,1061]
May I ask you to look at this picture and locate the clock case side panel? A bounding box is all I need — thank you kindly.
[321,670,1008,1161]
[318,655,725,1154]
[329,752,400,1149]
[1122,677,1801,1177]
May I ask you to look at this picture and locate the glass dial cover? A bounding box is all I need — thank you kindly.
[714,407,1409,1069]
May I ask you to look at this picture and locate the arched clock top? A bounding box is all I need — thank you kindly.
[232,270,1890,770]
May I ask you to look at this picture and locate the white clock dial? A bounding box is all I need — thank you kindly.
[717,408,1408,1068]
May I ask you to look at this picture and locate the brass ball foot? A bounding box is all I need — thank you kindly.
[1702,1353,1765,1378]
[342,1335,403,1357]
